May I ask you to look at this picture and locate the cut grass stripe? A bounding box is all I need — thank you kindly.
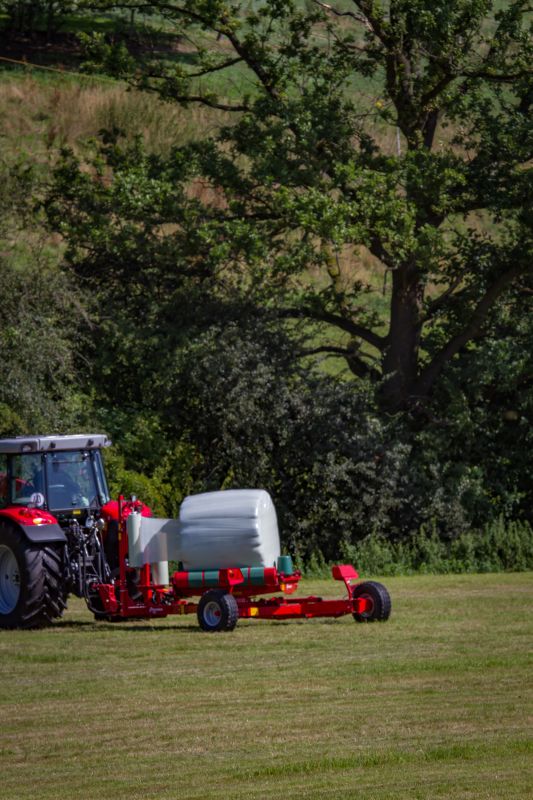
[242,738,533,779]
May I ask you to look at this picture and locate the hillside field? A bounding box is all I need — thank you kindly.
[0,572,531,800]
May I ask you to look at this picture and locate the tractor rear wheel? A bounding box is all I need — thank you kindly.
[352,581,391,622]
[197,589,239,632]
[0,522,68,628]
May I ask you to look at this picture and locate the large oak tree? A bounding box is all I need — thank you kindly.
[52,1,532,411]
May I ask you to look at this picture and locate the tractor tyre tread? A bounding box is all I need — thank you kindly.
[0,522,68,629]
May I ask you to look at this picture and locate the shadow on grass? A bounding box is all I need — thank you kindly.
[55,619,207,632]
[55,615,350,632]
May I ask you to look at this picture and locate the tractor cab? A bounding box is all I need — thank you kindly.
[0,434,111,521]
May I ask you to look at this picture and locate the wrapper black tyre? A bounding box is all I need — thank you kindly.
[352,581,391,622]
[197,590,239,632]
[0,522,68,629]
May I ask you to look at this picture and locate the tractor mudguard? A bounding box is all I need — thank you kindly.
[19,523,66,544]
[0,509,67,544]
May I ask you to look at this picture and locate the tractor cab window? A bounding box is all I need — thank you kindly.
[10,454,44,506]
[8,453,45,506]
[0,454,7,508]
[45,452,98,511]
[92,451,110,505]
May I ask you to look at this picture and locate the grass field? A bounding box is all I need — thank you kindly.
[0,572,531,799]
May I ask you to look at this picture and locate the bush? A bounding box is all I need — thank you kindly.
[333,518,533,577]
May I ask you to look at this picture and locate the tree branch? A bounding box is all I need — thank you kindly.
[420,72,456,109]
[300,345,352,357]
[280,306,386,351]
[188,56,244,78]
[352,1,391,46]
[420,275,465,324]
[463,68,533,83]
[99,3,281,99]
[313,1,370,27]
[299,345,381,380]
[368,237,395,269]
[136,79,249,111]
[219,27,281,102]
[414,264,525,396]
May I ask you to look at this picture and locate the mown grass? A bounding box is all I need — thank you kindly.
[0,572,531,799]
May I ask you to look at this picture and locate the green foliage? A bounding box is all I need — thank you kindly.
[78,31,136,76]
[1,1,62,35]
[0,156,91,432]
[153,320,410,560]
[0,254,86,431]
[100,411,203,517]
[103,447,167,515]
[0,403,25,437]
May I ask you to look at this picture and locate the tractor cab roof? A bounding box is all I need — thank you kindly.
[0,434,111,454]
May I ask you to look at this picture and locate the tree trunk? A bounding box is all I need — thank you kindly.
[380,265,423,411]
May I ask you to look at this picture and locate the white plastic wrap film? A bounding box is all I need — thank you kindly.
[151,561,170,586]
[127,517,181,567]
[126,511,143,567]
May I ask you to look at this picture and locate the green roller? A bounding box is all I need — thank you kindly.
[243,568,268,586]
[187,571,221,588]
[185,566,279,588]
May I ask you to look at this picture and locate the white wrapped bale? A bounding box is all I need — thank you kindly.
[178,489,280,571]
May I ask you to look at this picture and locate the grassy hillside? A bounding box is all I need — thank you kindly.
[1,573,531,799]
[0,70,226,159]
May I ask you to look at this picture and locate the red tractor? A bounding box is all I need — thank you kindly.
[0,434,391,631]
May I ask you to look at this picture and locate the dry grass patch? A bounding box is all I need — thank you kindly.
[0,73,228,160]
